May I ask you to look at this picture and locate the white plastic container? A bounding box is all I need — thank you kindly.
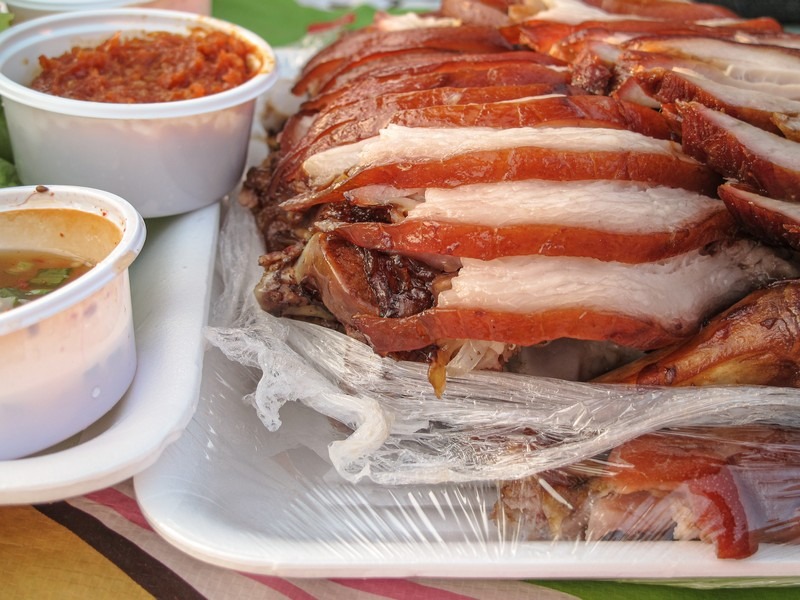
[6,0,211,24]
[0,184,146,460]
[0,9,278,218]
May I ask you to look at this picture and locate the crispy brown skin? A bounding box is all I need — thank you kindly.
[354,305,687,354]
[294,25,516,96]
[594,279,800,387]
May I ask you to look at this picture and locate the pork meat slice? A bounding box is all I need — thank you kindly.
[581,0,738,20]
[281,53,569,152]
[594,279,800,387]
[503,17,783,55]
[352,239,798,354]
[277,95,672,194]
[616,50,800,100]
[440,0,515,27]
[315,49,566,98]
[718,183,800,251]
[507,0,736,25]
[635,68,800,134]
[294,24,514,96]
[286,125,719,210]
[625,35,800,84]
[334,179,735,262]
[297,60,572,127]
[497,426,800,559]
[678,101,800,201]
[591,427,800,558]
[387,94,672,137]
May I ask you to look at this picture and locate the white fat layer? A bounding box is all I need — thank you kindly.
[734,33,800,51]
[499,93,566,103]
[722,65,800,89]
[731,187,800,220]
[346,185,424,205]
[304,125,683,188]
[287,114,315,144]
[635,38,800,74]
[305,138,370,186]
[522,0,647,23]
[671,67,800,101]
[437,240,798,330]
[701,105,800,171]
[409,180,722,232]
[675,70,800,114]
[375,12,461,31]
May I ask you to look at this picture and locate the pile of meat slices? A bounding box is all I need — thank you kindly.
[244,0,800,392]
[241,0,800,558]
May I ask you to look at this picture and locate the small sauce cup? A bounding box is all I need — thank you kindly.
[0,9,278,217]
[0,184,145,460]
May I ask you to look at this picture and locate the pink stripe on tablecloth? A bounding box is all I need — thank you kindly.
[84,487,153,531]
[244,574,321,600]
[331,578,480,600]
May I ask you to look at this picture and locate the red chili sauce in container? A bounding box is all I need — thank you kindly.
[30,28,259,103]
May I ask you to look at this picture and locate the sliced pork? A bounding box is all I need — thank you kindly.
[635,68,800,133]
[352,239,798,354]
[298,60,572,118]
[497,425,800,559]
[581,0,738,20]
[624,35,800,82]
[293,24,514,96]
[502,18,783,55]
[507,0,737,25]
[314,49,566,98]
[678,101,800,201]
[287,125,719,210]
[273,85,588,198]
[440,0,515,26]
[334,180,735,262]
[616,52,800,101]
[594,279,800,387]
[280,94,672,185]
[718,183,800,251]
[387,94,672,137]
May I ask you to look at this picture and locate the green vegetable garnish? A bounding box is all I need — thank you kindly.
[30,268,71,286]
[5,261,33,274]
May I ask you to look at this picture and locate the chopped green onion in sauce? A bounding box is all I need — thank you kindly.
[0,250,93,313]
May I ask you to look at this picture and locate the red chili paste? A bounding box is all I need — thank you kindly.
[30,29,260,103]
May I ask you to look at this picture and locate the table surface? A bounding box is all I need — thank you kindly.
[4,1,800,598]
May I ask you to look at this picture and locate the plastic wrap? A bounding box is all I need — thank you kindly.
[135,2,800,580]
[208,199,800,489]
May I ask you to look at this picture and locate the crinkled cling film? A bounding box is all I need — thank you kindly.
[206,189,800,565]
[203,35,800,569]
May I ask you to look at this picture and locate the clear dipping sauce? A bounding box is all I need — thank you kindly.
[0,249,93,313]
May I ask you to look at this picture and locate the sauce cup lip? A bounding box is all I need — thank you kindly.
[0,184,146,335]
[0,8,279,119]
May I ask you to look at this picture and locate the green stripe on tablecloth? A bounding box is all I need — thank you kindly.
[212,0,383,46]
